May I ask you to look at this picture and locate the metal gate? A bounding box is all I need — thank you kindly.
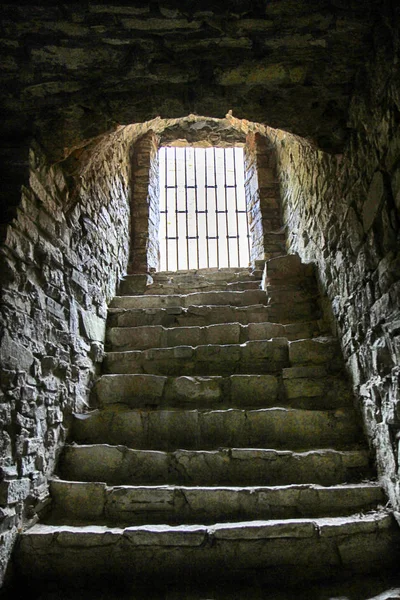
[158,146,250,271]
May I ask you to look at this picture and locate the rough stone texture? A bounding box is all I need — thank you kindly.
[16,513,400,587]
[0,132,136,583]
[48,480,385,525]
[11,256,400,593]
[0,0,399,591]
[128,131,160,273]
[0,0,377,195]
[71,406,362,451]
[60,444,370,487]
[264,21,400,512]
[245,133,286,263]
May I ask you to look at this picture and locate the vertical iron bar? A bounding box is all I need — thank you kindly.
[205,149,210,268]
[224,148,230,268]
[174,147,179,270]
[244,150,251,264]
[184,147,189,269]
[213,147,219,268]
[194,149,200,270]
[164,148,168,271]
[233,148,240,266]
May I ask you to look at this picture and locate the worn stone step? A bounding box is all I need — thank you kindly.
[108,304,326,329]
[119,268,263,296]
[60,445,371,487]
[141,280,262,296]
[103,337,342,376]
[266,288,320,315]
[71,407,362,452]
[265,254,316,283]
[151,267,264,282]
[110,289,269,310]
[104,337,290,376]
[94,370,352,410]
[17,513,399,586]
[106,320,327,352]
[48,480,385,525]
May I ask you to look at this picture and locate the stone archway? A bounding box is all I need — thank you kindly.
[127,116,286,274]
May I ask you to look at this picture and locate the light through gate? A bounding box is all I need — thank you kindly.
[158,147,250,271]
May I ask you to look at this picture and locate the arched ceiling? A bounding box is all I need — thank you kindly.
[0,0,380,162]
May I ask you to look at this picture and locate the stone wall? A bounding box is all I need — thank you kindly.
[245,133,286,264]
[128,131,160,274]
[270,18,400,510]
[0,128,135,584]
[0,115,278,585]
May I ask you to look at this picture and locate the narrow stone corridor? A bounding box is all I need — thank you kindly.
[13,254,400,596]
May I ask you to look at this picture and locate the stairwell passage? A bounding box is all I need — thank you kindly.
[14,254,400,594]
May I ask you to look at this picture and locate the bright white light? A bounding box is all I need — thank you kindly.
[159,147,250,271]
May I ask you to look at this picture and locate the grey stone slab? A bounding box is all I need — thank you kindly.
[60,444,371,486]
[110,289,268,310]
[104,339,290,376]
[164,375,223,405]
[266,254,315,281]
[282,366,329,379]
[107,304,318,329]
[123,524,207,546]
[166,325,204,348]
[98,373,332,410]
[247,322,285,340]
[283,374,353,407]
[61,444,170,486]
[0,478,30,504]
[210,519,316,539]
[289,337,343,370]
[71,406,361,451]
[141,281,260,295]
[107,325,164,351]
[80,310,106,342]
[49,481,384,525]
[230,374,279,406]
[50,480,106,519]
[95,374,167,405]
[16,512,399,583]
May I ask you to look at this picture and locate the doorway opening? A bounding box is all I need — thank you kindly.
[158,146,250,271]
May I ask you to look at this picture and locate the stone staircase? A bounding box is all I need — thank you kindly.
[15,255,400,596]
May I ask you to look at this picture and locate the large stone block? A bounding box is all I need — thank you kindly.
[0,478,30,505]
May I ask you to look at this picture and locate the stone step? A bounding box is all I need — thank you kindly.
[48,480,385,525]
[103,337,342,376]
[17,513,399,586]
[266,284,319,306]
[265,254,316,283]
[143,280,262,296]
[111,287,320,313]
[94,370,352,411]
[120,278,263,297]
[119,268,264,296]
[106,320,327,352]
[71,407,362,452]
[59,445,371,487]
[110,289,269,309]
[108,304,326,329]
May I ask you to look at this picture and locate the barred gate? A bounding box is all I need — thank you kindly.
[158,146,250,271]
